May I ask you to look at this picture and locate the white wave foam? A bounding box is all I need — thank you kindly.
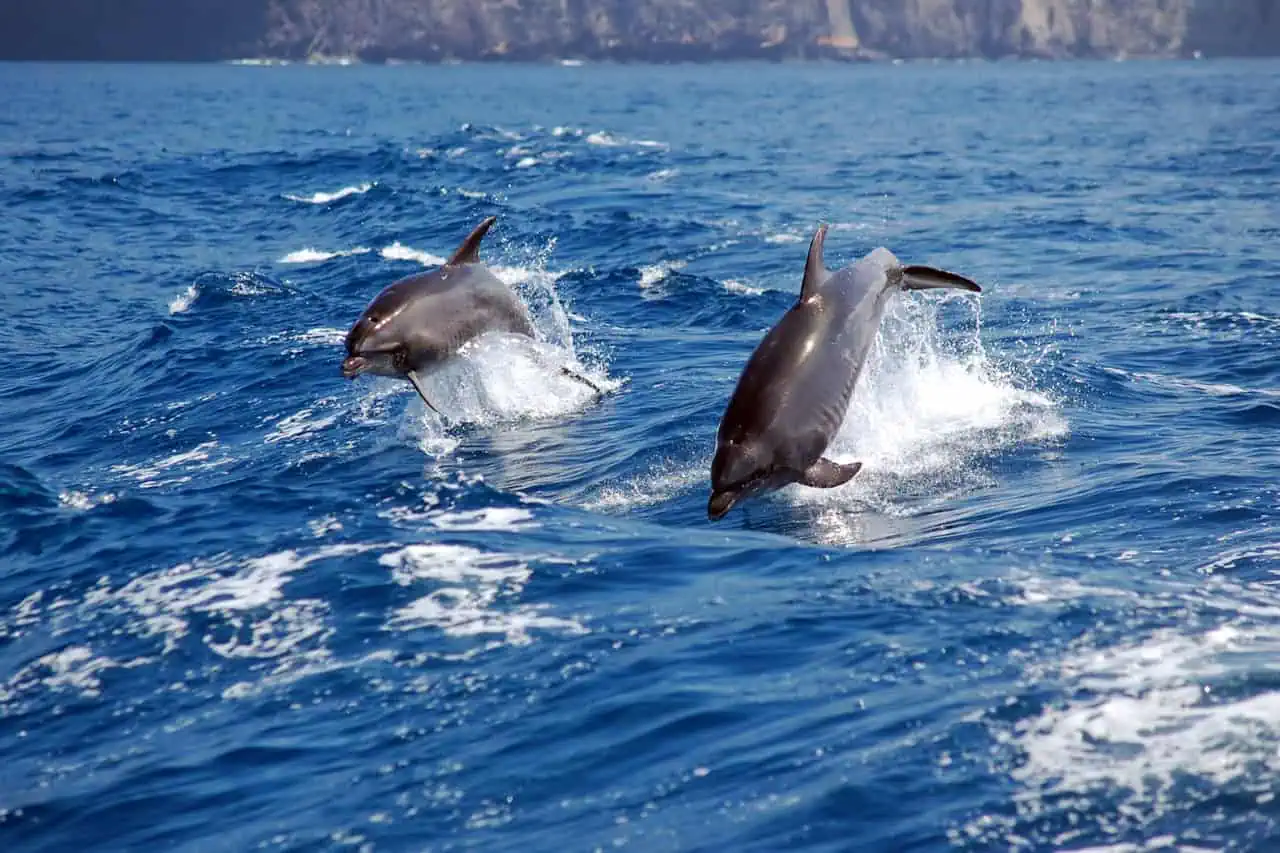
[0,645,125,703]
[259,327,347,350]
[515,156,540,169]
[430,508,536,532]
[284,182,373,204]
[380,544,584,644]
[765,232,805,244]
[1102,366,1279,400]
[296,327,346,346]
[638,260,686,292]
[309,515,343,536]
[168,283,198,314]
[226,272,280,297]
[110,543,377,658]
[0,545,387,708]
[723,279,765,296]
[978,607,1280,846]
[110,440,235,489]
[583,458,707,513]
[780,292,1066,518]
[279,246,371,264]
[1200,543,1280,576]
[264,403,342,444]
[380,243,447,266]
[58,489,117,511]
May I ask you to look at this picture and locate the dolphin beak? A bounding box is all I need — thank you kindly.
[341,355,368,379]
[707,490,738,521]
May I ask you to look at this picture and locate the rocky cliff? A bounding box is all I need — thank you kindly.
[0,0,1277,62]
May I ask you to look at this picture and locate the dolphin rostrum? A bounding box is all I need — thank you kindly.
[342,216,601,416]
[707,224,981,520]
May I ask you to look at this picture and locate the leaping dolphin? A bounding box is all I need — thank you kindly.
[707,224,982,520]
[341,216,600,416]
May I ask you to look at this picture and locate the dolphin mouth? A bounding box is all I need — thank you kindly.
[707,490,739,521]
[341,355,369,379]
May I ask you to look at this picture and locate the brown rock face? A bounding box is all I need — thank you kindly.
[0,0,1277,62]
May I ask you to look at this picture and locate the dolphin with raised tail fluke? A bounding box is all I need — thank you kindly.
[707,224,982,520]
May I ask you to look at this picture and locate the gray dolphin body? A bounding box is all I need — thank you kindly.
[707,224,982,520]
[342,216,598,415]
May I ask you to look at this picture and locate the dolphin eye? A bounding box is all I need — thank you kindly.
[392,346,409,370]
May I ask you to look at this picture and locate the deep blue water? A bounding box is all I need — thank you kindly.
[2,58,1279,852]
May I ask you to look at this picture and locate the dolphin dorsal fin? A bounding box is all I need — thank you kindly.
[447,216,497,266]
[800,224,829,301]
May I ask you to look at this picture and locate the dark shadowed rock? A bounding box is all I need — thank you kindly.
[0,0,1277,62]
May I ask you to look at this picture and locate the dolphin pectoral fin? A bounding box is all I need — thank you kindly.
[902,265,981,293]
[799,458,862,489]
[405,370,444,418]
[447,216,497,266]
[560,365,604,396]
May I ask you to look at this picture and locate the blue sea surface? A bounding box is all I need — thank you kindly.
[2,59,1279,852]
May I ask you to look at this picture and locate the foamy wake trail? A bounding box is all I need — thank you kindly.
[784,292,1066,515]
[284,182,373,204]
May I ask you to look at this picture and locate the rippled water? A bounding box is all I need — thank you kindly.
[2,60,1278,852]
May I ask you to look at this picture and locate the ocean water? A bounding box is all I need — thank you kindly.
[1,58,1278,852]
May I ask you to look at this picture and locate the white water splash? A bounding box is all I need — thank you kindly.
[393,333,617,442]
[585,288,1062,525]
[168,283,199,314]
[783,291,1066,517]
[284,182,373,204]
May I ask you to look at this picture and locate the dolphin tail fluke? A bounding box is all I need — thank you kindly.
[902,265,981,293]
[406,370,445,419]
[448,216,498,266]
[800,458,862,489]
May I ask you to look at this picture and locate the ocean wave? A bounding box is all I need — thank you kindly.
[279,246,371,264]
[284,182,374,204]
